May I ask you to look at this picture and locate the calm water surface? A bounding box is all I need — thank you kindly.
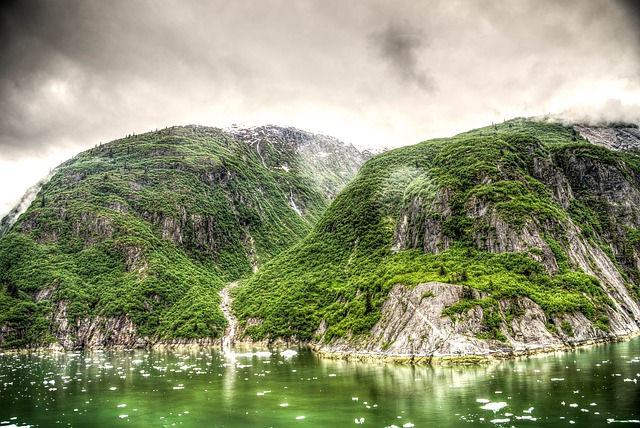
[1,338,639,427]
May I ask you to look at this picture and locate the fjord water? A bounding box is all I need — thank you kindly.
[1,339,639,427]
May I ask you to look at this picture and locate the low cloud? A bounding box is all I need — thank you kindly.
[558,99,640,126]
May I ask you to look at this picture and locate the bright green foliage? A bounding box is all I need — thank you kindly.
[0,125,359,347]
[235,118,635,342]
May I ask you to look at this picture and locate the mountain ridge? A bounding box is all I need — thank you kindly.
[0,124,369,349]
[3,117,640,361]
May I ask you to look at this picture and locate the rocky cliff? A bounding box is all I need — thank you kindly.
[0,125,369,349]
[235,118,640,360]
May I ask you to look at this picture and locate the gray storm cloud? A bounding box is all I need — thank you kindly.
[369,21,435,92]
[0,0,638,215]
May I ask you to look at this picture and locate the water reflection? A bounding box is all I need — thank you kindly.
[0,339,638,427]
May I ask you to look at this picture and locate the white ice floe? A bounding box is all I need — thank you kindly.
[480,402,508,412]
[281,350,298,358]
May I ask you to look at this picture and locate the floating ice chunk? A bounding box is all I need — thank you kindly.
[296,416,305,420]
[490,418,510,424]
[119,415,128,419]
[550,378,564,381]
[355,417,364,424]
[480,402,508,412]
[477,399,490,403]
[279,403,289,407]
[590,403,597,406]
[523,407,534,413]
[117,404,127,408]
[281,350,298,358]
[173,386,185,390]
[569,403,578,408]
[352,397,359,401]
[109,387,117,391]
[403,423,415,428]
[328,374,337,377]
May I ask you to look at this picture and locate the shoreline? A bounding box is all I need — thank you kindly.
[2,330,639,364]
[311,329,640,365]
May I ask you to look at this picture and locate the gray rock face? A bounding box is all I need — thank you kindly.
[574,124,640,152]
[314,282,637,360]
[49,301,147,349]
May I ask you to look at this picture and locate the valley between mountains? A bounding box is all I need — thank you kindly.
[2,118,640,363]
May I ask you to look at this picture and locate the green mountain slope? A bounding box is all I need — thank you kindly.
[234,118,640,356]
[0,125,367,349]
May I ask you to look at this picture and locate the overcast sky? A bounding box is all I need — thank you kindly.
[1,0,639,216]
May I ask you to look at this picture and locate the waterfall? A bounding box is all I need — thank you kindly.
[219,282,238,357]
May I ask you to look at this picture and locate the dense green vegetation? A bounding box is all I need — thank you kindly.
[3,118,640,349]
[234,118,640,342]
[0,125,362,348]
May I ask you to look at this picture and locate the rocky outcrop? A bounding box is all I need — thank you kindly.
[49,301,148,349]
[574,124,640,152]
[313,282,637,362]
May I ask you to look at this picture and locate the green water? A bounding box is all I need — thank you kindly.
[1,339,639,427]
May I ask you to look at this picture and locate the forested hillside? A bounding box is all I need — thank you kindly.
[0,125,367,348]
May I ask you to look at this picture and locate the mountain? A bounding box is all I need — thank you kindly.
[234,118,640,361]
[0,125,369,349]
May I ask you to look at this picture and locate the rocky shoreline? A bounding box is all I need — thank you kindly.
[312,330,640,365]
[4,330,639,368]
